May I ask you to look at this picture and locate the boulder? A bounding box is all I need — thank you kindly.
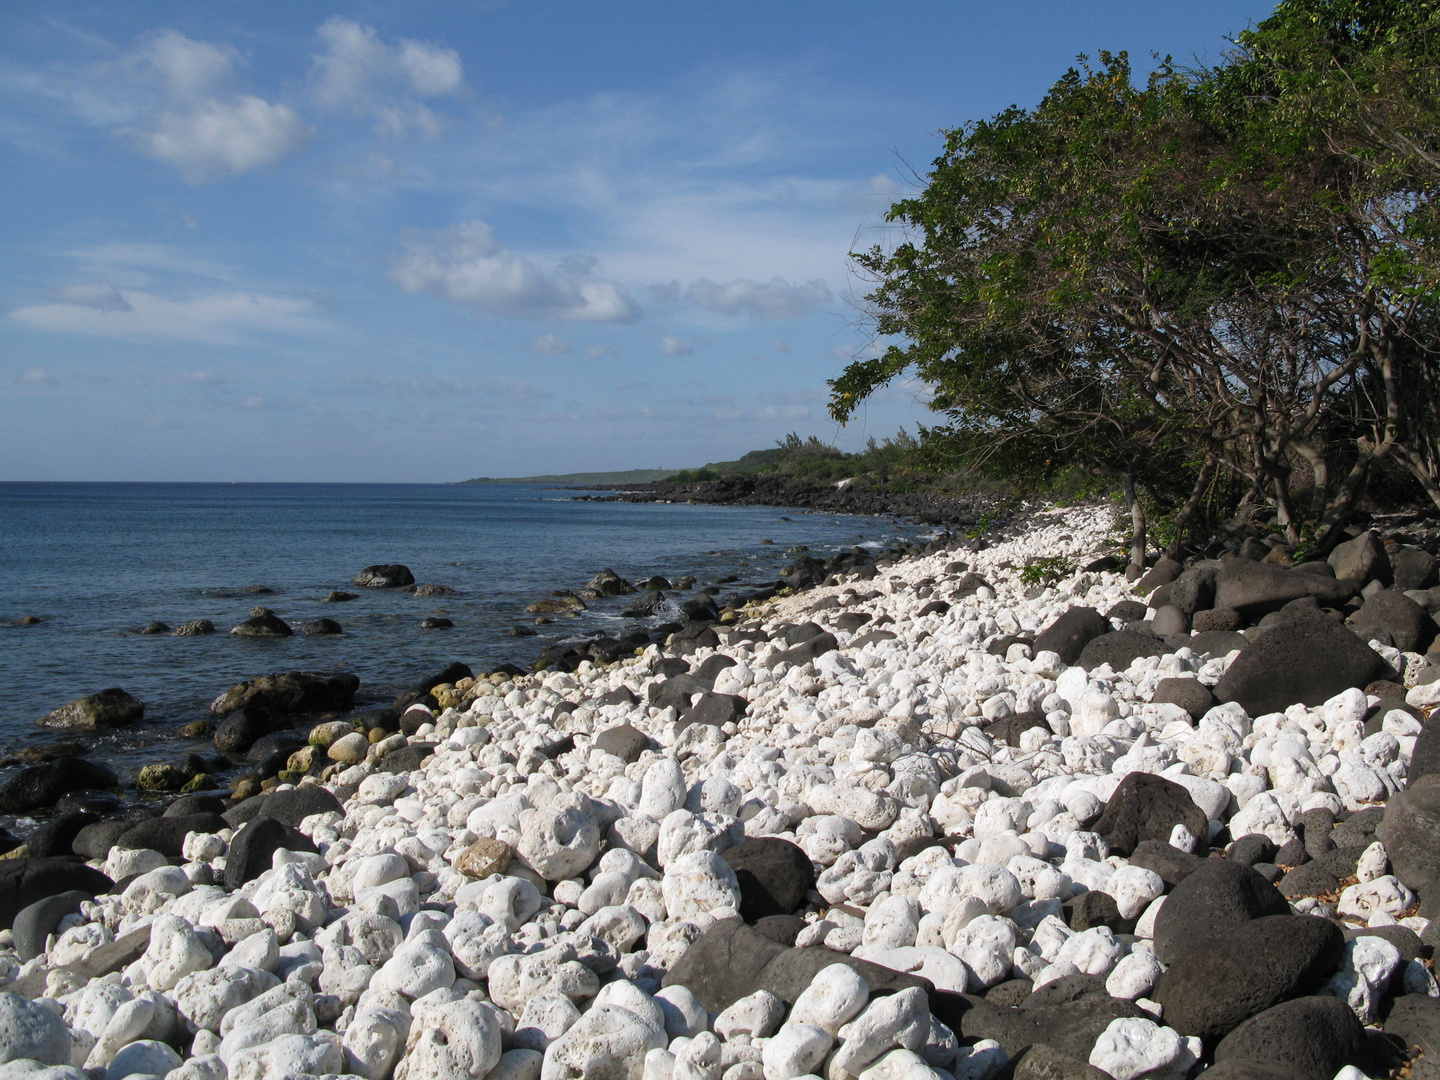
[210,671,360,717]
[302,618,343,636]
[230,613,294,637]
[1152,860,1290,964]
[1150,678,1215,720]
[1213,997,1367,1080]
[35,688,143,730]
[1127,840,1208,886]
[773,633,839,667]
[172,619,215,635]
[1032,608,1110,665]
[1153,915,1345,1040]
[1213,610,1385,716]
[1076,631,1169,671]
[1005,1044,1113,1080]
[22,811,98,859]
[1213,561,1359,618]
[0,758,118,814]
[959,992,1145,1062]
[262,786,344,827]
[354,564,415,588]
[224,816,316,889]
[594,724,650,763]
[1392,547,1439,592]
[0,991,72,1066]
[1349,590,1436,654]
[1092,772,1207,857]
[678,693,748,730]
[649,675,713,710]
[1136,559,1184,595]
[12,890,91,962]
[1169,567,1219,616]
[1377,783,1440,895]
[583,569,637,597]
[1328,530,1392,586]
[1381,992,1440,1056]
[0,857,112,930]
[661,919,785,1012]
[71,820,131,861]
[115,813,227,858]
[721,838,816,920]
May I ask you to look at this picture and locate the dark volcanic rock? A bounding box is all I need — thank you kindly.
[721,837,816,921]
[23,811,98,859]
[1378,783,1440,894]
[302,618,343,636]
[1213,610,1385,716]
[756,947,931,1012]
[1127,840,1208,886]
[1151,677,1215,720]
[1228,834,1279,868]
[1004,1045,1113,1080]
[594,723,650,763]
[1214,560,1359,618]
[1198,1062,1312,1080]
[1153,859,1290,964]
[1393,547,1439,592]
[648,674,713,711]
[960,993,1144,1061]
[1192,608,1245,633]
[1065,890,1132,933]
[1169,566,1220,616]
[1032,608,1109,665]
[677,693,747,730]
[172,619,215,636]
[1093,772,1207,857]
[354,564,415,588]
[1382,992,1440,1056]
[71,820,131,860]
[35,688,144,730]
[751,915,805,947]
[1189,628,1250,655]
[261,786,343,828]
[1105,601,1148,623]
[323,590,358,603]
[224,815,316,889]
[116,813,227,857]
[773,632,839,667]
[1214,997,1367,1080]
[1278,862,1342,899]
[212,706,292,754]
[230,613,293,637]
[0,857,112,931]
[1350,590,1436,654]
[660,919,786,1012]
[1154,915,1345,1040]
[0,758,118,814]
[210,671,360,718]
[164,793,227,817]
[377,744,433,774]
[13,890,92,962]
[1076,630,1170,672]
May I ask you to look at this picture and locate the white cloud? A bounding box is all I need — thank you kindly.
[659,336,694,357]
[53,282,132,311]
[12,287,326,344]
[128,29,238,100]
[586,344,614,358]
[530,333,571,354]
[391,220,639,323]
[686,277,831,320]
[141,95,310,182]
[312,18,463,136]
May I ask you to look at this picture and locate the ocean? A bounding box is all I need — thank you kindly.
[0,482,913,787]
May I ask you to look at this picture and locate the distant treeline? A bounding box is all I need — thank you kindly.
[833,0,1440,569]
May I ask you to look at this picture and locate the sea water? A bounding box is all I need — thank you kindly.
[0,482,912,776]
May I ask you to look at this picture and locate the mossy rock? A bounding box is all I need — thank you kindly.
[307,720,354,748]
[287,746,319,773]
[232,778,262,800]
[136,763,190,791]
[179,720,216,739]
[180,772,216,793]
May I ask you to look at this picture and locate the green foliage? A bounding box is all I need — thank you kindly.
[1020,556,1072,588]
[833,0,1440,546]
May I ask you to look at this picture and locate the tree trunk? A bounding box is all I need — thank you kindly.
[1122,472,1147,571]
[1167,455,1217,558]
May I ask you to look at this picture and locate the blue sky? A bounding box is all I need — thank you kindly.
[1,1,1273,481]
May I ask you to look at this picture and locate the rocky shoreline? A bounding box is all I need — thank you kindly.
[574,475,1010,528]
[1,501,1440,1080]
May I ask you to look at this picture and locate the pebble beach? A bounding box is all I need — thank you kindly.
[3,500,1440,1080]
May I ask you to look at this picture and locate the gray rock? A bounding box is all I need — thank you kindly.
[1169,566,1219,615]
[1152,860,1289,964]
[1277,863,1341,899]
[721,838,815,920]
[230,613,293,637]
[1154,915,1344,1040]
[1150,605,1191,636]
[1392,547,1439,592]
[1328,530,1392,586]
[71,820,131,861]
[678,693,747,730]
[594,724,649,763]
[1381,992,1440,1056]
[209,671,360,718]
[0,991,72,1065]
[1214,560,1359,618]
[1349,590,1436,654]
[1005,1044,1121,1080]
[0,758,119,815]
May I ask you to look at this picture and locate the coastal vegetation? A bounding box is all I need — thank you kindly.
[832,0,1440,569]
